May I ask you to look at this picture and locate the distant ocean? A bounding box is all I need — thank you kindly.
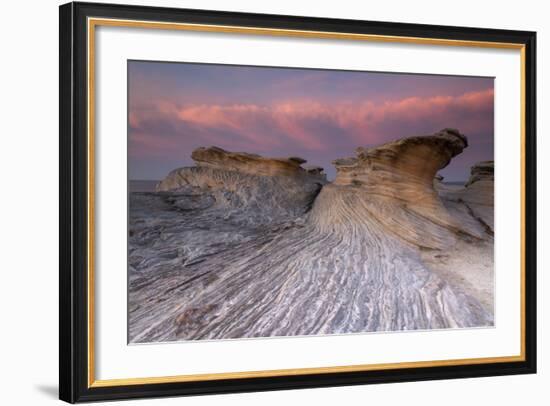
[129,180,158,193]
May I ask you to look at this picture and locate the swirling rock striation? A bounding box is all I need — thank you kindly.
[128,130,494,343]
[319,129,484,249]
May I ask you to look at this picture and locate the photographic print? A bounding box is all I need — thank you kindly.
[60,5,536,401]
[127,61,495,344]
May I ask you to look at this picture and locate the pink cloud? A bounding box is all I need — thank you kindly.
[129,88,493,159]
[347,88,493,141]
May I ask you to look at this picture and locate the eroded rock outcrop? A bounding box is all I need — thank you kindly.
[155,146,326,226]
[312,129,484,249]
[465,160,494,187]
[333,128,467,187]
[128,130,494,343]
[439,160,494,234]
[191,146,317,177]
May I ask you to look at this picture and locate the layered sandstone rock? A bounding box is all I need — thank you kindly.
[128,130,494,343]
[313,129,485,249]
[465,160,494,187]
[333,128,467,187]
[155,146,326,226]
[439,160,494,234]
[190,146,318,178]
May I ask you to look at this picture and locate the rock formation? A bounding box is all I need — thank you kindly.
[316,129,484,249]
[155,146,326,226]
[438,160,494,234]
[128,130,494,343]
[465,160,494,187]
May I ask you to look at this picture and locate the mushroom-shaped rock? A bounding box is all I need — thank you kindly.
[311,129,484,249]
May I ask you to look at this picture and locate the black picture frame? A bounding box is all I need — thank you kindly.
[59,1,537,403]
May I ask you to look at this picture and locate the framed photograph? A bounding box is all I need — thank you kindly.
[59,1,536,403]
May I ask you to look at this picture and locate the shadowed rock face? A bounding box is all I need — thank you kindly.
[438,160,494,234]
[128,130,494,343]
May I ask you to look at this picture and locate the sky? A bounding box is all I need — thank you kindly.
[128,61,494,182]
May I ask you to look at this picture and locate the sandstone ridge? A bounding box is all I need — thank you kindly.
[190,146,325,178]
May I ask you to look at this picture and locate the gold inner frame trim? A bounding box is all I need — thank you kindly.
[87,17,527,388]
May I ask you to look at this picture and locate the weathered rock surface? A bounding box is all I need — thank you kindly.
[158,146,326,188]
[465,160,494,187]
[128,130,494,343]
[324,129,484,249]
[155,147,326,227]
[438,160,494,234]
[333,128,467,186]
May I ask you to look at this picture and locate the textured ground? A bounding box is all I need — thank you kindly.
[128,129,494,343]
